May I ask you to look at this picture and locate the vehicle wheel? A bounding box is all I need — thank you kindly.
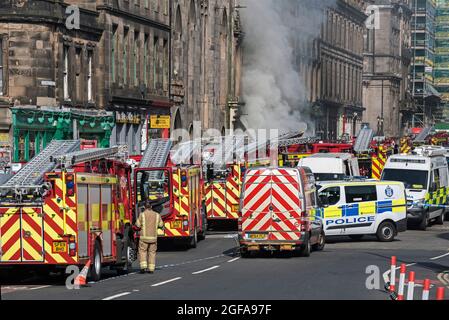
[299,234,311,257]
[418,212,429,231]
[189,222,198,249]
[436,211,445,225]
[240,248,251,258]
[89,240,102,282]
[312,231,325,251]
[349,235,364,241]
[198,229,206,241]
[376,221,396,242]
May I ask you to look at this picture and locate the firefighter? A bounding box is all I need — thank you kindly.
[135,202,164,274]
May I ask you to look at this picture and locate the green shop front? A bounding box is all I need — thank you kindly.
[12,107,114,163]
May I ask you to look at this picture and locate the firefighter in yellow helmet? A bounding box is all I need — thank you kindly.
[135,202,164,274]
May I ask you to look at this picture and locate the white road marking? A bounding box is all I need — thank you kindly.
[430,252,449,261]
[227,257,240,263]
[192,266,220,275]
[151,277,182,287]
[29,285,51,290]
[102,292,132,300]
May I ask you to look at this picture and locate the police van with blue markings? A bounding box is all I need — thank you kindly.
[316,181,407,242]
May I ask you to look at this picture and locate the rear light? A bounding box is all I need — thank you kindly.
[181,170,187,188]
[183,219,189,231]
[68,235,76,256]
[66,174,75,197]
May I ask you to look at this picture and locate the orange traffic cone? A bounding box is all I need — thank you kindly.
[74,259,91,287]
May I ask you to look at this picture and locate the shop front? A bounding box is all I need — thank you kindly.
[11,106,114,163]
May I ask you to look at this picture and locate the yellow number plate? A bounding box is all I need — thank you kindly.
[248,233,267,240]
[171,221,182,229]
[52,241,67,253]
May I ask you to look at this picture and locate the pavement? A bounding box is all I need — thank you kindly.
[1,222,449,300]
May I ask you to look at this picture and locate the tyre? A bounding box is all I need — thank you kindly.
[418,212,429,231]
[90,240,102,282]
[312,231,325,251]
[436,211,445,225]
[349,235,364,241]
[376,221,396,242]
[240,248,251,258]
[299,234,311,257]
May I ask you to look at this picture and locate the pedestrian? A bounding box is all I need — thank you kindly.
[135,202,164,274]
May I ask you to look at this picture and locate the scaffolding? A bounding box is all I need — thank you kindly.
[435,0,449,120]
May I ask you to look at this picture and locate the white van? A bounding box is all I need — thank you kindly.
[381,148,449,230]
[298,153,361,182]
[317,181,407,242]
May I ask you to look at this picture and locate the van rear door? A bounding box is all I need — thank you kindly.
[269,169,303,241]
[241,169,303,242]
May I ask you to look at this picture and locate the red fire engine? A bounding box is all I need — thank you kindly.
[0,142,135,280]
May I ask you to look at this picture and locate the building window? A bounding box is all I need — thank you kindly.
[87,50,93,102]
[63,46,70,100]
[112,25,118,83]
[163,39,168,92]
[153,36,159,90]
[124,27,129,85]
[144,34,149,85]
[133,31,139,86]
[75,48,82,101]
[164,0,168,15]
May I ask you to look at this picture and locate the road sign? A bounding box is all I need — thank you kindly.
[150,115,171,129]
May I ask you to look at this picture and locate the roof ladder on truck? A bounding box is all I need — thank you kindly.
[139,139,172,180]
[51,145,128,169]
[0,140,81,201]
[354,127,374,153]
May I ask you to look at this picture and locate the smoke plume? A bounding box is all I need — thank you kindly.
[241,0,335,133]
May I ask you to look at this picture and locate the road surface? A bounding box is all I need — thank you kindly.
[1,223,449,300]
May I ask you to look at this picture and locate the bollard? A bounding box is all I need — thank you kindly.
[422,279,430,300]
[407,271,415,300]
[390,256,397,292]
[397,264,407,300]
[436,287,445,300]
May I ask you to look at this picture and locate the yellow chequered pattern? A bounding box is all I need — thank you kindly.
[425,187,449,205]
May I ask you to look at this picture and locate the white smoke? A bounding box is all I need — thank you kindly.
[241,0,336,133]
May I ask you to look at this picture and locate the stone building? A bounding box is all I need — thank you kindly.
[304,0,368,140]
[362,0,413,137]
[0,0,173,163]
[170,0,243,138]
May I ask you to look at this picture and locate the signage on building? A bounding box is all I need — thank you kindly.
[0,133,9,144]
[41,80,56,86]
[116,112,141,124]
[150,115,171,129]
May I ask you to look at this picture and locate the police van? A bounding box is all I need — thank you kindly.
[381,147,449,230]
[317,181,407,242]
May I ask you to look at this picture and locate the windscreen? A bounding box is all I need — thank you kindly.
[136,169,171,216]
[381,169,428,190]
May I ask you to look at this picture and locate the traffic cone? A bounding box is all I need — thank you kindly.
[397,264,407,300]
[389,256,397,292]
[74,259,91,287]
[436,287,445,300]
[422,279,430,300]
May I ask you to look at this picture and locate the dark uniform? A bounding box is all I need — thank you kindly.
[135,208,164,272]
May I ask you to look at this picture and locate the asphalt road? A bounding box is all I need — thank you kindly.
[1,222,449,300]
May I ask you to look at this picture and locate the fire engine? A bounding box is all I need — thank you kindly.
[134,139,207,247]
[0,141,134,280]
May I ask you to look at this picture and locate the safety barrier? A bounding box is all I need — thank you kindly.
[386,256,446,301]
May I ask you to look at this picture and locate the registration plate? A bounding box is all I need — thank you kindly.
[247,233,267,240]
[171,220,182,229]
[52,241,67,253]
